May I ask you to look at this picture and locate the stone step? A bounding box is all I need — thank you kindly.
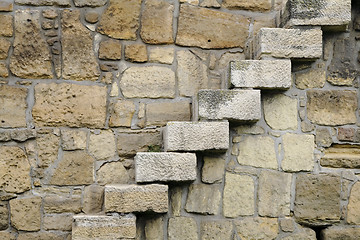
[198,90,261,122]
[105,184,168,214]
[250,28,322,60]
[164,121,229,152]
[280,0,351,32]
[72,214,136,240]
[230,60,291,89]
[135,152,197,183]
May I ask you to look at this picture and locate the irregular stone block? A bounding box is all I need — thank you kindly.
[0,202,8,230]
[253,15,276,36]
[321,145,360,168]
[0,62,8,78]
[230,60,291,89]
[44,214,73,231]
[170,187,182,217]
[15,0,70,6]
[347,181,360,224]
[125,44,148,63]
[222,0,271,11]
[145,217,164,240]
[201,220,233,240]
[164,121,229,152]
[10,196,41,231]
[17,232,68,240]
[105,184,168,213]
[0,232,15,240]
[99,39,122,60]
[135,152,197,183]
[149,47,174,64]
[200,0,220,8]
[85,11,99,23]
[109,100,136,127]
[185,184,221,215]
[234,217,278,240]
[199,89,261,122]
[0,38,10,59]
[0,15,12,37]
[0,1,13,11]
[176,4,249,49]
[168,217,198,240]
[72,214,136,240]
[83,185,104,214]
[202,156,225,184]
[97,162,129,185]
[281,226,317,240]
[73,0,107,7]
[61,129,87,151]
[295,65,326,89]
[36,131,60,168]
[146,101,191,126]
[316,127,333,147]
[44,195,82,213]
[321,226,360,240]
[0,85,27,128]
[89,130,116,160]
[337,128,355,142]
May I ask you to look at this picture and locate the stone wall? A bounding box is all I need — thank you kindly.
[0,0,359,239]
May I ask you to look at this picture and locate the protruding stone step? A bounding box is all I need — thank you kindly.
[320,144,360,168]
[105,184,168,214]
[280,0,351,32]
[135,152,197,183]
[72,214,136,240]
[164,121,229,152]
[251,28,322,60]
[198,90,261,122]
[230,60,291,89]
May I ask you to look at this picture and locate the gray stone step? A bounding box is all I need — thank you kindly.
[230,60,291,89]
[198,90,261,122]
[135,152,197,183]
[105,184,168,214]
[164,121,229,152]
[72,214,136,240]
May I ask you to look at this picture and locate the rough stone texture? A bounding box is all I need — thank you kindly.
[10,196,41,231]
[125,44,148,63]
[61,129,87,150]
[37,131,60,168]
[72,215,136,240]
[202,156,225,183]
[294,174,341,226]
[17,232,68,240]
[164,121,229,152]
[0,85,27,128]
[99,39,122,60]
[43,195,81,213]
[253,15,276,36]
[347,182,360,224]
[0,62,8,78]
[0,1,13,11]
[200,0,221,8]
[43,214,73,231]
[50,150,94,185]
[321,145,360,168]
[168,217,198,240]
[0,146,31,193]
[280,227,317,240]
[237,136,278,169]
[62,9,100,81]
[295,66,326,89]
[223,0,271,11]
[0,38,10,59]
[280,218,295,232]
[15,0,70,6]
[258,171,292,217]
[120,66,175,98]
[234,218,279,240]
[176,4,249,49]
[85,11,99,23]
[105,184,168,213]
[282,133,315,172]
[97,0,142,40]
[337,128,355,141]
[141,0,174,44]
[0,232,15,240]
[252,28,322,60]
[198,90,261,122]
[135,152,197,183]
[10,10,52,78]
[83,185,104,214]
[73,0,107,7]
[223,173,254,217]
[230,60,291,89]
[0,202,8,230]
[201,221,233,240]
[89,130,116,160]
[97,161,129,185]
[185,184,221,215]
[149,48,174,64]
[321,226,360,240]
[146,101,191,127]
[109,100,136,127]
[307,90,357,126]
[0,15,13,37]
[316,128,332,147]
[32,83,107,128]
[145,217,164,240]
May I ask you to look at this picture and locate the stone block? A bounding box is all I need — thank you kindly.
[164,121,229,152]
[0,84,27,128]
[222,0,271,11]
[170,187,182,217]
[347,182,360,224]
[135,152,197,183]
[99,39,122,60]
[321,145,360,168]
[85,11,99,23]
[44,195,82,213]
[234,217,278,240]
[146,101,191,127]
[15,0,70,6]
[97,161,129,185]
[10,196,41,231]
[0,15,12,37]
[321,226,360,240]
[89,130,116,160]
[17,232,68,240]
[109,100,136,127]
[0,62,8,77]
[145,217,164,240]
[202,156,225,183]
[168,217,198,240]
[72,215,136,240]
[201,221,232,240]
[0,202,8,230]
[105,184,168,213]
[0,38,10,59]
[83,185,104,214]
[73,0,107,7]
[149,48,174,64]
[44,214,73,231]
[125,44,147,63]
[185,184,221,215]
[61,129,87,151]
[0,232,15,240]
[36,131,59,168]
[281,226,317,240]
[0,1,13,11]
[295,65,326,89]
[315,127,333,147]
[337,128,355,141]
[198,90,261,122]
[230,60,291,89]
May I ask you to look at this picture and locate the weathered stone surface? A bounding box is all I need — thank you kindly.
[37,131,60,168]
[253,15,276,36]
[0,15,12,37]
[44,214,73,231]
[0,38,10,59]
[105,184,168,213]
[321,145,360,168]
[135,152,196,183]
[72,215,136,240]
[282,133,314,172]
[0,1,13,11]
[10,129,36,142]
[223,173,254,217]
[201,221,232,240]
[338,128,355,142]
[145,217,164,240]
[61,129,87,151]
[294,174,341,226]
[223,0,271,11]
[0,202,8,230]
[15,0,70,6]
[97,0,141,40]
[0,62,8,77]
[44,195,81,213]
[280,227,316,240]
[235,218,279,240]
[146,101,191,126]
[10,11,52,78]
[73,0,107,7]
[33,83,107,128]
[280,218,295,232]
[185,184,221,215]
[99,39,122,60]
[295,66,326,89]
[0,146,31,193]
[258,171,292,217]
[125,44,147,63]
[199,0,221,8]
[307,90,357,126]
[10,196,41,231]
[97,161,129,185]
[85,11,99,23]
[321,226,360,240]
[202,156,225,183]
[50,151,94,185]
[89,130,116,160]
[164,121,229,152]
[0,85,27,128]
[62,9,100,80]
[149,47,174,64]
[237,136,277,169]
[347,182,360,224]
[83,185,104,214]
[168,217,198,240]
[141,0,174,44]
[0,232,15,240]
[316,127,332,147]
[109,100,136,127]
[199,90,261,122]
[176,4,249,49]
[120,66,175,98]
[230,60,291,89]
[235,124,265,135]
[17,232,68,240]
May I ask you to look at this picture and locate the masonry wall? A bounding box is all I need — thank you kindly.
[0,0,359,239]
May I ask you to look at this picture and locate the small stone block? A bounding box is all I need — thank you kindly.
[135,152,197,183]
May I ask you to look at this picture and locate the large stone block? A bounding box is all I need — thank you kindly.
[347,182,360,224]
[146,101,191,127]
[222,0,271,11]
[164,121,229,152]
[109,100,136,127]
[321,144,360,168]
[234,217,279,240]
[44,195,82,213]
[89,130,116,160]
[72,215,136,240]
[202,156,225,184]
[105,184,168,213]
[185,184,221,215]
[321,226,360,240]
[97,162,129,185]
[0,85,27,128]
[201,220,233,240]
[168,217,198,240]
[44,214,73,231]
[135,152,197,183]
[230,60,291,89]
[198,90,261,122]
[10,196,42,231]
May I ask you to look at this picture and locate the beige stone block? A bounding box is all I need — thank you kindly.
[0,38,10,59]
[315,127,332,147]
[125,44,147,63]
[99,39,121,60]
[0,1,13,11]
[149,48,174,64]
[85,11,99,23]
[0,232,15,240]
[235,217,278,240]
[168,217,198,240]
[83,185,104,214]
[223,0,271,11]
[146,101,191,126]
[347,182,360,224]
[185,184,221,215]
[145,217,164,240]
[321,226,360,240]
[202,156,225,183]
[0,85,27,128]
[280,218,295,232]
[253,15,276,36]
[10,196,41,231]
[44,214,73,231]
[97,161,129,185]
[170,187,182,217]
[61,129,87,151]
[199,0,220,8]
[235,125,265,135]
[73,0,107,7]
[37,131,60,168]
[321,145,360,168]
[281,226,316,240]
[89,130,116,160]
[44,195,81,213]
[0,15,12,37]
[109,100,136,127]
[295,67,326,89]
[15,0,70,6]
[201,220,233,240]
[0,202,8,230]
[0,62,8,78]
[17,232,68,240]
[218,52,245,70]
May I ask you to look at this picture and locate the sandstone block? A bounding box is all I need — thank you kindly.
[44,195,81,213]
[170,187,182,217]
[0,38,10,59]
[0,232,15,240]
[0,62,8,78]
[10,196,41,231]
[125,44,147,63]
[198,89,261,122]
[61,129,87,151]
[72,214,136,240]
[201,220,233,240]
[109,100,136,127]
[235,217,279,240]
[164,121,229,152]
[97,161,129,185]
[0,202,8,230]
[145,217,164,240]
[321,145,360,168]
[347,182,360,224]
[281,227,317,240]
[135,152,196,183]
[202,156,225,184]
[17,232,68,240]
[295,66,326,89]
[15,0,70,6]
[73,0,107,7]
[99,39,122,60]
[321,226,360,240]
[0,1,13,11]
[168,217,198,240]
[89,130,116,160]
[253,15,276,36]
[337,128,355,142]
[44,214,73,231]
[230,60,291,89]
[185,184,221,215]
[316,127,333,147]
[149,47,174,64]
[200,0,221,8]
[0,15,12,37]
[83,185,104,214]
[0,85,27,128]
[146,101,191,126]
[36,131,60,168]
[85,11,99,23]
[223,0,271,11]
[105,184,168,213]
